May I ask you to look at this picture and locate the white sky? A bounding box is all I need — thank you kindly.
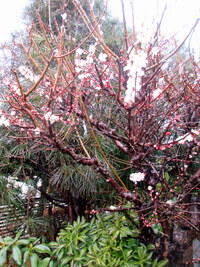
[108,0,200,53]
[0,0,30,42]
[0,0,199,53]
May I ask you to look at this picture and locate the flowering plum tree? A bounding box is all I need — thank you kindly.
[0,0,199,264]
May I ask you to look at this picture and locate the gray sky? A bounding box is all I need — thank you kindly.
[0,0,199,54]
[0,0,29,42]
[108,0,200,53]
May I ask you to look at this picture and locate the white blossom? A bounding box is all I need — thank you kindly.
[176,133,194,144]
[3,78,20,95]
[148,185,153,191]
[78,73,91,80]
[83,120,88,135]
[11,111,16,116]
[60,25,65,33]
[18,66,39,83]
[191,129,200,135]
[33,127,40,135]
[44,112,59,124]
[89,44,96,53]
[124,48,147,104]
[109,205,117,210]
[98,53,107,62]
[0,115,10,127]
[86,55,94,64]
[53,49,60,56]
[130,172,145,184]
[37,179,42,188]
[166,200,175,206]
[152,89,162,99]
[76,48,84,56]
[151,47,159,56]
[61,13,67,20]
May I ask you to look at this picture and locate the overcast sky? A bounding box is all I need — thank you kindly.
[0,0,29,41]
[0,0,199,54]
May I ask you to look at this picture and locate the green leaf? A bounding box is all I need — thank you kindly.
[146,244,154,250]
[164,172,170,181]
[157,259,168,267]
[34,244,51,254]
[57,250,64,261]
[49,260,55,267]
[156,183,162,190]
[14,230,23,241]
[30,253,38,267]
[61,256,74,265]
[17,239,30,245]
[152,258,168,267]
[23,250,29,264]
[0,248,7,266]
[38,257,51,267]
[12,246,22,265]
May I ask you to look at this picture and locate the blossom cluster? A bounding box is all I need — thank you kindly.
[176,129,200,144]
[124,47,147,104]
[75,45,109,90]
[44,111,60,125]
[0,115,10,127]
[129,172,145,184]
[18,66,39,83]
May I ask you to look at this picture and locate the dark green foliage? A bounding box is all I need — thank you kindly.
[0,212,168,266]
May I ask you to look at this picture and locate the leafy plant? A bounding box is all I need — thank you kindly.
[0,230,51,267]
[0,212,168,266]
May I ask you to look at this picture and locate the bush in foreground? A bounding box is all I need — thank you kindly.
[0,212,167,267]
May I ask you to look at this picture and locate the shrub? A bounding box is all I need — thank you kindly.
[0,212,167,266]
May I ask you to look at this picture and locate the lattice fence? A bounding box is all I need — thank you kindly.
[0,204,25,238]
[0,201,68,239]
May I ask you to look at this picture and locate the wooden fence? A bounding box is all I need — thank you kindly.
[0,204,26,238]
[0,200,68,239]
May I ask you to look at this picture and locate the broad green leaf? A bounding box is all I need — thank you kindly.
[23,250,29,264]
[34,244,51,254]
[0,247,7,266]
[12,246,22,265]
[57,250,64,261]
[30,253,38,267]
[28,237,38,243]
[61,256,74,265]
[4,236,13,242]
[38,257,51,267]
[17,239,30,245]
